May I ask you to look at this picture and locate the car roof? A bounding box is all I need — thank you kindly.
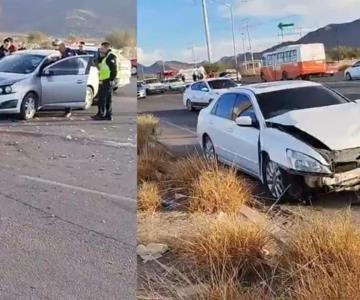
[234,80,321,94]
[16,49,60,56]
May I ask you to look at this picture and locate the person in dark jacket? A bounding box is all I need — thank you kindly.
[92,42,117,121]
[76,41,87,55]
[0,38,11,59]
[7,37,17,53]
[58,43,76,117]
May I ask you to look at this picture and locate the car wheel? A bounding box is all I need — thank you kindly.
[260,73,267,82]
[20,92,37,120]
[186,99,194,111]
[203,135,216,161]
[345,72,352,81]
[84,86,94,110]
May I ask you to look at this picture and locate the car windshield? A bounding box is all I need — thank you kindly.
[0,54,45,74]
[208,79,237,89]
[256,86,350,119]
[137,82,144,88]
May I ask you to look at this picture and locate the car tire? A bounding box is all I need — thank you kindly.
[260,72,267,82]
[20,92,37,120]
[262,156,304,202]
[186,99,194,111]
[84,86,94,110]
[345,72,352,81]
[203,135,217,161]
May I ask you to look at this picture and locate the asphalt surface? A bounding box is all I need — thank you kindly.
[138,75,360,210]
[0,79,137,299]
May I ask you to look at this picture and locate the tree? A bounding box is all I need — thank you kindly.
[105,31,136,49]
[203,63,221,74]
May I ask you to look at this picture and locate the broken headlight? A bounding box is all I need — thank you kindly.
[286,149,331,174]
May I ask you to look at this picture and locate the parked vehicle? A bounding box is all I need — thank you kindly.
[143,78,166,94]
[137,81,146,99]
[219,69,242,82]
[197,80,360,202]
[162,78,186,92]
[183,78,238,111]
[344,60,360,80]
[0,50,98,120]
[260,43,327,81]
[324,61,338,76]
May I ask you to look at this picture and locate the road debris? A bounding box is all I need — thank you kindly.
[137,243,169,262]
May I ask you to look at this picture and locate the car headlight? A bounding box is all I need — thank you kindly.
[0,85,14,94]
[286,149,331,174]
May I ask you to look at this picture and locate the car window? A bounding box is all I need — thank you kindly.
[198,82,208,91]
[47,57,89,76]
[256,86,349,119]
[213,93,237,119]
[353,61,360,67]
[0,54,45,74]
[191,83,200,91]
[208,79,237,89]
[232,94,252,120]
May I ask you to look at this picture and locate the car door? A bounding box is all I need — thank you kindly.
[196,81,210,104]
[40,56,92,108]
[189,82,200,102]
[207,93,237,163]
[352,61,360,78]
[228,94,260,176]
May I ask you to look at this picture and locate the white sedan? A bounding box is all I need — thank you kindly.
[344,60,360,80]
[197,80,360,202]
[183,78,238,111]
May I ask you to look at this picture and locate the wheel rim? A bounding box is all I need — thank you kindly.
[25,97,36,119]
[265,161,284,199]
[85,87,93,109]
[204,138,215,160]
[346,73,351,80]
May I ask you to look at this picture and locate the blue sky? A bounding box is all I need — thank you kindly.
[138,0,360,65]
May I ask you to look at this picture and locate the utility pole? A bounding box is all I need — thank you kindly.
[201,0,213,63]
[224,3,239,81]
[241,32,248,71]
[246,22,255,74]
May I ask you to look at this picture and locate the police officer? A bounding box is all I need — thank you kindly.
[0,38,11,59]
[76,41,87,55]
[92,42,117,121]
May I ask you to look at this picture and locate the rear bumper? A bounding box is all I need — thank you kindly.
[304,168,360,192]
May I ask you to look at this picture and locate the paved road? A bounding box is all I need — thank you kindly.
[0,79,136,299]
[138,78,360,210]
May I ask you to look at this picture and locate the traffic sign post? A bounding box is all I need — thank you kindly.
[278,22,294,42]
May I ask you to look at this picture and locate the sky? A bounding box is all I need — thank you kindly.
[138,0,360,65]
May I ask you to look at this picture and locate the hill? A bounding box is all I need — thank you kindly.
[0,0,135,37]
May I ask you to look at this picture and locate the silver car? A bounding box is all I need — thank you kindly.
[0,50,99,120]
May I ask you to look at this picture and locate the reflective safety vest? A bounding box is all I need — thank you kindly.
[99,51,112,81]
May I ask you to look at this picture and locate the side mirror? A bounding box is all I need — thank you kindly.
[201,87,209,92]
[235,116,253,127]
[43,69,54,76]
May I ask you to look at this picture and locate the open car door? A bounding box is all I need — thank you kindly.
[40,55,92,109]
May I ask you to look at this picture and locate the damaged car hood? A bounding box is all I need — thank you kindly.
[267,102,360,150]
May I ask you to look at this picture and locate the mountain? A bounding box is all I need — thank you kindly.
[0,0,135,37]
[140,18,360,74]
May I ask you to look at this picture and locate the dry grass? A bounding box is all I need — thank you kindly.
[168,155,218,194]
[137,146,171,183]
[190,168,252,214]
[138,182,162,214]
[176,213,271,276]
[280,211,360,299]
[137,114,160,153]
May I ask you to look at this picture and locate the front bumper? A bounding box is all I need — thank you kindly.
[304,168,360,192]
[0,93,21,113]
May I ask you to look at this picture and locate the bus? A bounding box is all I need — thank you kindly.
[260,43,327,81]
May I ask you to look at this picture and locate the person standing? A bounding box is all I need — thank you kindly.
[0,38,11,59]
[76,41,87,55]
[58,42,76,118]
[92,42,117,121]
[7,37,17,53]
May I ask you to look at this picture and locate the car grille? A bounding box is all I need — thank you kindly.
[334,162,359,173]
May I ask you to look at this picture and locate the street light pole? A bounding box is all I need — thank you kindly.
[241,32,248,71]
[201,0,213,63]
[224,3,239,81]
[246,22,256,75]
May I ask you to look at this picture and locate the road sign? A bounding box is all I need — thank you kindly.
[278,22,295,30]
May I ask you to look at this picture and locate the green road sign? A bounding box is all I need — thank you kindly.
[278,22,294,30]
